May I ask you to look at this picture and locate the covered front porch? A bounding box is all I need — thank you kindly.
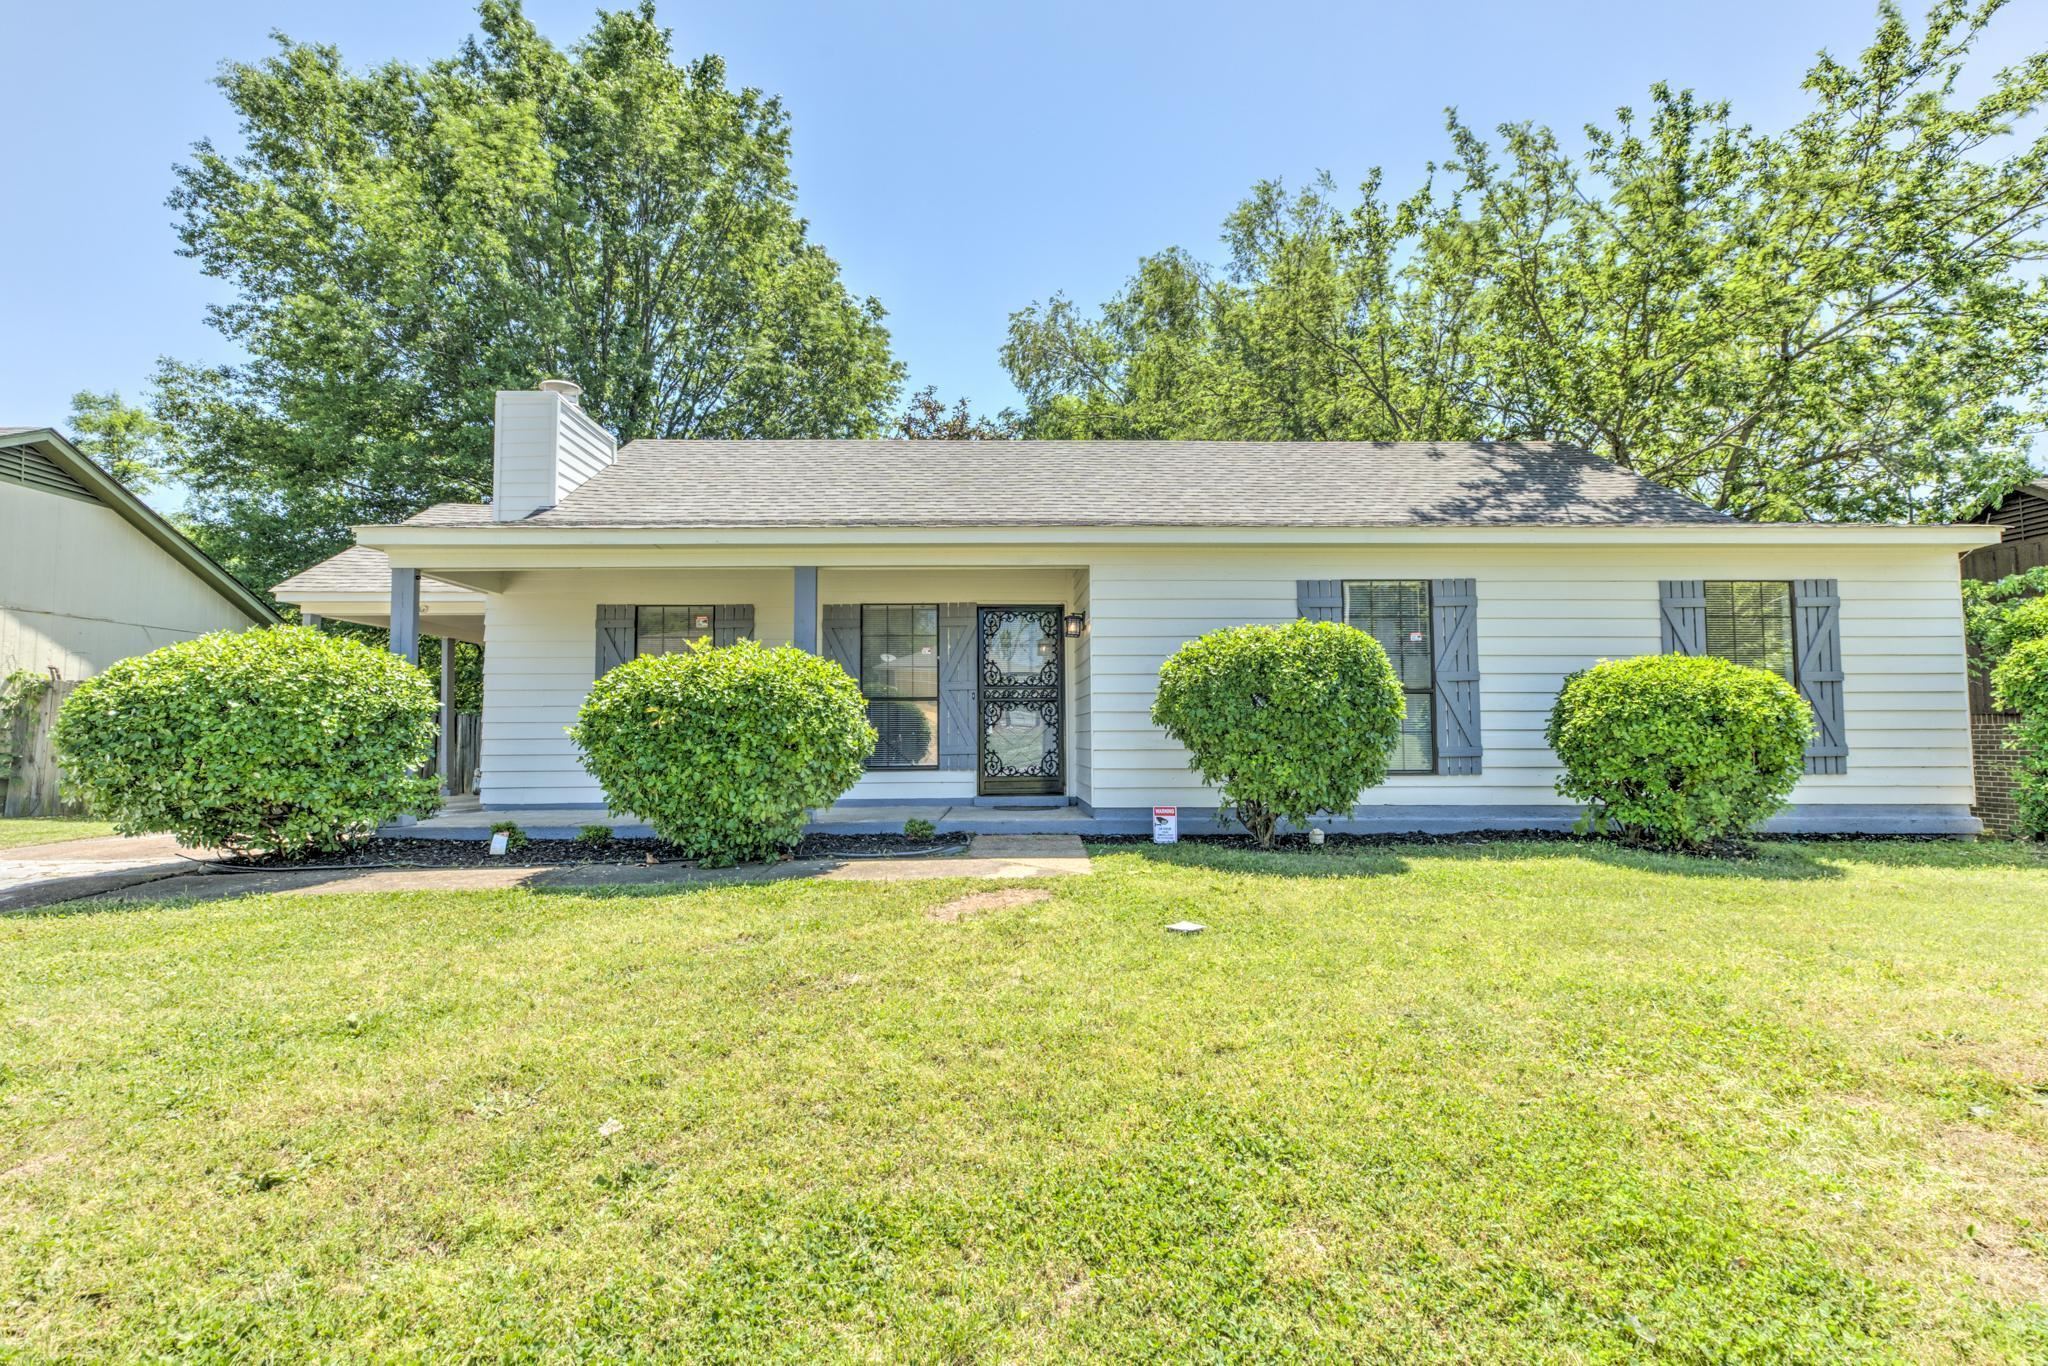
[279,548,1099,817]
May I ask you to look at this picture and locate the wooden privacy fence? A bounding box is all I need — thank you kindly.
[1963,538,2048,716]
[2,687,481,814]
[445,712,480,796]
[2,680,82,817]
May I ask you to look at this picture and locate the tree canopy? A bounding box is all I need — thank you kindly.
[1002,1,2048,522]
[66,391,175,493]
[155,0,901,590]
[894,386,1019,440]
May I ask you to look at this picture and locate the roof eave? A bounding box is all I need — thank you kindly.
[355,520,2003,552]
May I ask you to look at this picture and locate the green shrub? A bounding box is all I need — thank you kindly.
[569,639,875,866]
[1963,566,2048,667]
[1990,596,2048,655]
[52,626,440,855]
[1991,637,2048,838]
[1545,655,1812,851]
[490,820,531,853]
[903,817,937,841]
[577,823,615,848]
[1151,619,1406,848]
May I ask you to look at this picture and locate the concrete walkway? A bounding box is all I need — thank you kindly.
[0,832,1091,911]
[0,834,226,913]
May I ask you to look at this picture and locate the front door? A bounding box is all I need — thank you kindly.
[977,605,1063,796]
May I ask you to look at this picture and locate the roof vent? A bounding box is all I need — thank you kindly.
[537,378,583,401]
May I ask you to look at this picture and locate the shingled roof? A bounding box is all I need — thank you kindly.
[388,439,1734,530]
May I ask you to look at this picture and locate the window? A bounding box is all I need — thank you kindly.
[636,605,716,657]
[1345,581,1435,773]
[635,605,750,656]
[860,604,940,768]
[1704,581,1795,683]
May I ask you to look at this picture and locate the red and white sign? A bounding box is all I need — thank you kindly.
[1152,806,1179,844]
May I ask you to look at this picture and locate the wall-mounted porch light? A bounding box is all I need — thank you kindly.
[1063,612,1087,638]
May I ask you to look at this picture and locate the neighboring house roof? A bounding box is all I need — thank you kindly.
[389,440,1740,530]
[1969,478,2048,543]
[0,426,280,626]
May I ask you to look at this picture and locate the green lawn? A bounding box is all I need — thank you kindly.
[3,842,2046,1360]
[0,817,114,851]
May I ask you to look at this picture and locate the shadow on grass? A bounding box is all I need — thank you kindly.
[1091,837,1874,882]
[8,856,855,917]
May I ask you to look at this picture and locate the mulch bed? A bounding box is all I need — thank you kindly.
[214,831,972,871]
[1085,829,1964,858]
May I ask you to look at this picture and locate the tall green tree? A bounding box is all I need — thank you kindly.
[894,386,1020,440]
[157,1,902,591]
[1004,1,2048,521]
[66,391,175,492]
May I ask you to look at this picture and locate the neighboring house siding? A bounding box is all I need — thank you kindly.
[0,481,256,679]
[476,564,1076,807]
[1079,542,1972,815]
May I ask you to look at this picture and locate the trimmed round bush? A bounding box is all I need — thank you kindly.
[1150,619,1406,847]
[53,626,441,855]
[569,639,875,865]
[1991,636,2048,838]
[1545,654,1812,850]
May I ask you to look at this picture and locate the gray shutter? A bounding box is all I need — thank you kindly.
[1794,578,1847,774]
[713,604,754,647]
[596,605,635,677]
[938,603,978,771]
[822,604,861,681]
[1297,580,1343,622]
[1431,578,1482,775]
[1659,580,1706,655]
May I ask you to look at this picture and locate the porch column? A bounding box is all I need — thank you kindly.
[300,613,323,631]
[438,637,456,794]
[793,566,818,652]
[389,567,421,665]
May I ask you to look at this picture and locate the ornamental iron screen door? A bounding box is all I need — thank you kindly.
[976,606,1063,796]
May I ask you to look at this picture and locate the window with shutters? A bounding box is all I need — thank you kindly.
[860,604,940,768]
[1345,581,1436,773]
[1703,581,1795,684]
[634,605,750,656]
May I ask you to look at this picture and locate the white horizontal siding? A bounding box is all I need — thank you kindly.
[480,565,1079,807]
[492,391,616,522]
[1070,567,1092,805]
[1082,543,1972,813]
[480,569,798,805]
[554,402,616,502]
[475,543,1972,816]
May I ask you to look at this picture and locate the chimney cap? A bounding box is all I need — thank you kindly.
[537,378,583,401]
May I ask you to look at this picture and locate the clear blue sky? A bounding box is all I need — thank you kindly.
[4,0,2045,502]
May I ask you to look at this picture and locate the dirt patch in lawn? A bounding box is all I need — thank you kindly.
[930,887,1052,922]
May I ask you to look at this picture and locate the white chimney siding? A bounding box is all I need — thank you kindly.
[492,385,617,522]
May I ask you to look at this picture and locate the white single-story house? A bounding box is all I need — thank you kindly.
[274,381,2000,837]
[2,426,278,679]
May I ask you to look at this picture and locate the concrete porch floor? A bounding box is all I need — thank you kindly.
[391,797,1149,840]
